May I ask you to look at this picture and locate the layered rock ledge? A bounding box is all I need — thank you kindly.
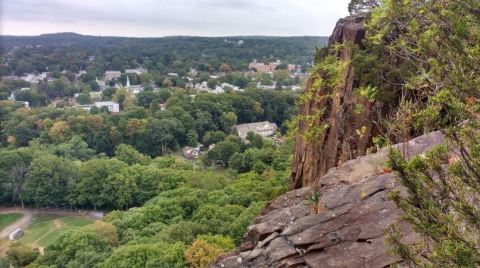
[213,131,444,268]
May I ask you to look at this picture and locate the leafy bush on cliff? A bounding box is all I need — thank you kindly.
[365,0,480,266]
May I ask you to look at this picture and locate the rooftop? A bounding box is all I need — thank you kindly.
[234,121,278,140]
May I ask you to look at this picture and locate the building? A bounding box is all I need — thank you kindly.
[234,121,278,140]
[21,72,48,84]
[125,75,144,94]
[249,60,296,73]
[195,81,209,91]
[1,75,19,81]
[96,78,107,90]
[125,68,147,75]
[183,144,203,159]
[94,101,120,113]
[128,85,144,94]
[76,70,87,79]
[291,85,302,91]
[77,101,120,113]
[195,81,242,94]
[249,60,279,73]
[104,71,121,81]
[212,86,225,94]
[256,81,276,90]
[221,82,241,91]
[14,101,30,109]
[189,68,198,76]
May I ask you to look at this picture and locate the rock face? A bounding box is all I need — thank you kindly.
[213,14,445,268]
[213,131,444,268]
[291,14,393,189]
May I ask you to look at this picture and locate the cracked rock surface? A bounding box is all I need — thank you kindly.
[213,131,444,268]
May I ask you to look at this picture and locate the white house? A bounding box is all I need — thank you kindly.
[77,101,120,113]
[234,121,278,141]
[221,82,241,91]
[125,68,148,75]
[77,70,87,78]
[94,101,120,113]
[21,72,48,84]
[14,101,30,109]
[213,86,225,94]
[104,71,121,81]
[195,81,209,91]
[128,85,144,94]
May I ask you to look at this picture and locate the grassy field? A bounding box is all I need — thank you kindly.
[0,213,23,231]
[19,215,93,248]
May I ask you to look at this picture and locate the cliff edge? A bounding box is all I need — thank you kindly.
[291,14,400,189]
[212,14,437,268]
[213,131,444,268]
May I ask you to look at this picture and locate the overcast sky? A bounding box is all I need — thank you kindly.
[0,0,350,37]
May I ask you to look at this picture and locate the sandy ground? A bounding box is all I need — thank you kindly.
[0,207,33,240]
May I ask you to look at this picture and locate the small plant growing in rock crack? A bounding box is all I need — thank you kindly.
[307,191,322,214]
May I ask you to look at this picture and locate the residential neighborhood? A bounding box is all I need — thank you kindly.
[1,55,309,115]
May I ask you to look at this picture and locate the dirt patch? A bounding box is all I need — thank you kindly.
[53,220,63,229]
[0,240,11,256]
[0,209,33,240]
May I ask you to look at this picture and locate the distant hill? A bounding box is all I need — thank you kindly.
[0,33,328,76]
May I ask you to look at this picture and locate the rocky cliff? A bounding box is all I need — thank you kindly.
[212,14,434,268]
[213,131,444,268]
[291,14,395,189]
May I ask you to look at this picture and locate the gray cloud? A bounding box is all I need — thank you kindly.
[0,0,350,37]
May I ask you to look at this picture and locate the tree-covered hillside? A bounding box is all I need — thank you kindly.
[0,88,295,267]
[0,33,327,76]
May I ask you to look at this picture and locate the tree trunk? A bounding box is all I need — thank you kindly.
[18,192,24,209]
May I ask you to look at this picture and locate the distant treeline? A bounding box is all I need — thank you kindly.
[0,33,328,76]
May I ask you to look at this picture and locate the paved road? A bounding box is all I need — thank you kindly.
[0,208,33,239]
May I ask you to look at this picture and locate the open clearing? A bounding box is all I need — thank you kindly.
[0,214,93,255]
[19,215,93,248]
[0,213,23,232]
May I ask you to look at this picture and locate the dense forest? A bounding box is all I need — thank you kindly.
[0,86,296,267]
[0,33,327,76]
